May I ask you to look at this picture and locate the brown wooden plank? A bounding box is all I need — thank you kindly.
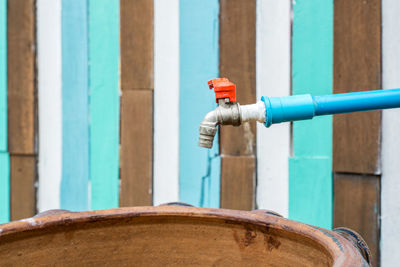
[219,0,256,156]
[333,0,381,174]
[10,155,36,221]
[7,0,36,154]
[120,90,153,206]
[220,156,255,210]
[334,173,380,267]
[120,0,153,91]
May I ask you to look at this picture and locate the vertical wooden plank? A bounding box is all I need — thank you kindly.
[120,0,153,206]
[120,91,153,206]
[381,1,400,265]
[7,0,37,220]
[88,0,120,210]
[290,0,333,229]
[7,0,36,155]
[0,0,6,152]
[219,0,256,156]
[10,155,36,220]
[153,0,179,205]
[0,0,9,223]
[179,0,220,208]
[333,1,382,265]
[219,0,256,210]
[256,0,291,217]
[120,0,153,91]
[333,0,381,174]
[37,0,62,212]
[221,156,255,211]
[61,0,89,211]
[289,158,332,227]
[0,153,9,223]
[333,174,380,267]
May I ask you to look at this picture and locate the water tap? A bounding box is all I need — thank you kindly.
[199,78,400,149]
[198,78,266,148]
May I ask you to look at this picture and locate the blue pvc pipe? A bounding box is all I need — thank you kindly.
[262,88,400,127]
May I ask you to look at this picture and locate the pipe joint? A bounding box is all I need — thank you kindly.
[199,99,266,148]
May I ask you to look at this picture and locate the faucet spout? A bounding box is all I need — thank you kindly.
[198,110,218,149]
[198,100,266,149]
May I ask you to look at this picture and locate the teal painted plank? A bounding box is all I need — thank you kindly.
[289,157,332,229]
[0,0,6,152]
[88,0,120,210]
[0,153,9,223]
[61,0,89,211]
[290,0,333,228]
[179,0,220,208]
[0,0,9,224]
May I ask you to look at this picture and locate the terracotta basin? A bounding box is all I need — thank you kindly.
[0,205,370,266]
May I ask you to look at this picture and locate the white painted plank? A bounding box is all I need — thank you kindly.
[381,1,400,265]
[256,0,291,217]
[37,0,62,212]
[153,0,180,205]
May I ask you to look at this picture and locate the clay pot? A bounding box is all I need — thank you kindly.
[0,205,369,266]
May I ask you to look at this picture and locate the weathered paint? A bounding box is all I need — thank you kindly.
[256,0,291,217]
[179,0,220,207]
[61,0,89,211]
[153,0,180,205]
[382,0,400,265]
[37,0,62,212]
[88,0,120,210]
[290,0,333,229]
[0,0,8,223]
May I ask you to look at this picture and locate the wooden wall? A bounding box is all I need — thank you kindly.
[120,0,154,207]
[333,0,382,266]
[290,0,333,229]
[1,3,398,266]
[219,0,257,211]
[7,0,37,220]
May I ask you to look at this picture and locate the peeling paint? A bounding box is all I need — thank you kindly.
[243,122,254,154]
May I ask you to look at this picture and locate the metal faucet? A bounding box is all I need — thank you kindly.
[198,78,265,148]
[199,78,400,149]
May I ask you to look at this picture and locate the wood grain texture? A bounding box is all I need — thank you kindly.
[333,0,381,174]
[120,0,154,207]
[7,0,36,154]
[120,0,153,91]
[334,173,380,267]
[220,156,255,211]
[0,206,369,266]
[0,0,6,152]
[120,90,153,207]
[219,0,256,156]
[10,155,36,221]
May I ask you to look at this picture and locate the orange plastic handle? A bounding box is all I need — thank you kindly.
[207,78,237,103]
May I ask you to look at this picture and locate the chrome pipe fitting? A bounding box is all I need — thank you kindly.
[198,99,266,149]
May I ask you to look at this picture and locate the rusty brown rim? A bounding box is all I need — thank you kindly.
[0,206,365,266]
